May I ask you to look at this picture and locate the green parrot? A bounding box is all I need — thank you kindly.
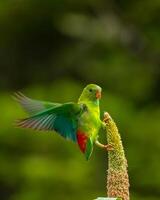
[14,84,111,160]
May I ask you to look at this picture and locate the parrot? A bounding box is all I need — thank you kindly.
[13,84,112,160]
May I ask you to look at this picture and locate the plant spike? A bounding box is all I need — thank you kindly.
[104,112,130,200]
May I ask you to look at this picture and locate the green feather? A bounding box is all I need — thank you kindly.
[85,138,93,160]
[16,103,84,142]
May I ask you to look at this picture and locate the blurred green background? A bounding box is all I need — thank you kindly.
[0,0,160,200]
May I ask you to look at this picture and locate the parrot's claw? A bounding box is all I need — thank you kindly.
[104,144,114,151]
[103,112,112,123]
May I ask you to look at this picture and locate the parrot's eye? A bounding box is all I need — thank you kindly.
[89,89,93,92]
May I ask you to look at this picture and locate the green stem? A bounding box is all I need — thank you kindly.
[104,112,130,200]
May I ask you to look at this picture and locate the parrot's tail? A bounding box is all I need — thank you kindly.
[77,130,93,160]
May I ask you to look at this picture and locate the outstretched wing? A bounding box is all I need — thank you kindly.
[13,92,61,115]
[16,103,85,142]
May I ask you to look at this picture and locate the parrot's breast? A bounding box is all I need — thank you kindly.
[76,101,101,159]
[77,103,101,140]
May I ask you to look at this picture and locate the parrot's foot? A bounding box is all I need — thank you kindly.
[104,144,114,151]
[103,112,112,123]
[95,140,114,151]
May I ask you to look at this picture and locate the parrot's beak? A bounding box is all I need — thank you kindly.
[96,90,101,99]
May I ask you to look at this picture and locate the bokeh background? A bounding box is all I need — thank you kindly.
[0,0,160,200]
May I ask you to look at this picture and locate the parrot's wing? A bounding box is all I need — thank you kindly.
[16,103,85,142]
[13,92,61,115]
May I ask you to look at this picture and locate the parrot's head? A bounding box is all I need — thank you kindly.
[79,84,102,103]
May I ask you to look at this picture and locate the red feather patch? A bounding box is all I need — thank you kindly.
[77,130,88,153]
